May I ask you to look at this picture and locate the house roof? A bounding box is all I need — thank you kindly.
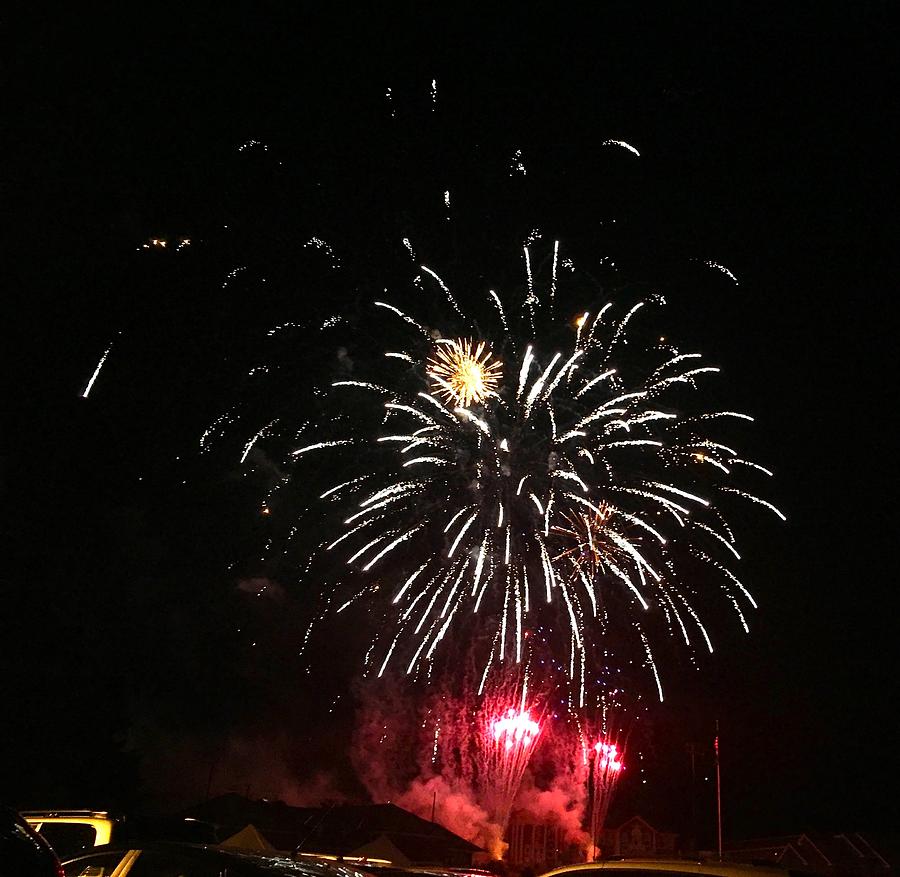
[182,794,482,864]
[220,823,276,852]
[605,815,676,836]
[348,834,411,866]
[724,832,890,873]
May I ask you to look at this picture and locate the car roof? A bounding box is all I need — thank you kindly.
[541,859,791,877]
[352,866,457,877]
[63,842,378,877]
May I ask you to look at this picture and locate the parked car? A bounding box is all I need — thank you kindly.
[540,859,798,877]
[22,811,117,859]
[349,863,460,877]
[62,842,374,877]
[0,805,63,877]
[23,810,218,860]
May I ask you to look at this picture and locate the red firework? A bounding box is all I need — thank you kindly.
[479,703,543,839]
[586,737,624,859]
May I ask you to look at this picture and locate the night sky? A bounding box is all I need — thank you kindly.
[4,3,897,861]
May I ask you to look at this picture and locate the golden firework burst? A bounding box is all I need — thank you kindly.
[552,504,616,580]
[427,338,503,407]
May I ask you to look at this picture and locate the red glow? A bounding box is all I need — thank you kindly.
[491,708,540,750]
[593,741,623,772]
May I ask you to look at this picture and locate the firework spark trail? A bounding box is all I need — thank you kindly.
[601,139,641,157]
[703,260,740,285]
[375,301,430,338]
[421,265,465,319]
[81,342,115,398]
[241,418,279,464]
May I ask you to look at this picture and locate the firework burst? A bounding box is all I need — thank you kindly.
[551,504,617,583]
[232,235,782,707]
[427,338,503,407]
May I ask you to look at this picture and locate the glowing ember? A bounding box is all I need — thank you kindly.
[427,338,502,407]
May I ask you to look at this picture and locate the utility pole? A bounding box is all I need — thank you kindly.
[685,742,697,852]
[715,721,723,862]
[205,755,216,801]
[586,747,596,861]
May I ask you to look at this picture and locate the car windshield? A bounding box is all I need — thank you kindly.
[63,851,128,877]
[38,823,98,859]
[225,852,373,876]
[64,847,400,877]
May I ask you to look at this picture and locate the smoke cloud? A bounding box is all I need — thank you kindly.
[514,770,591,853]
[396,774,508,860]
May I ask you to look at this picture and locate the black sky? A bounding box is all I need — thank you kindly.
[3,2,897,856]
